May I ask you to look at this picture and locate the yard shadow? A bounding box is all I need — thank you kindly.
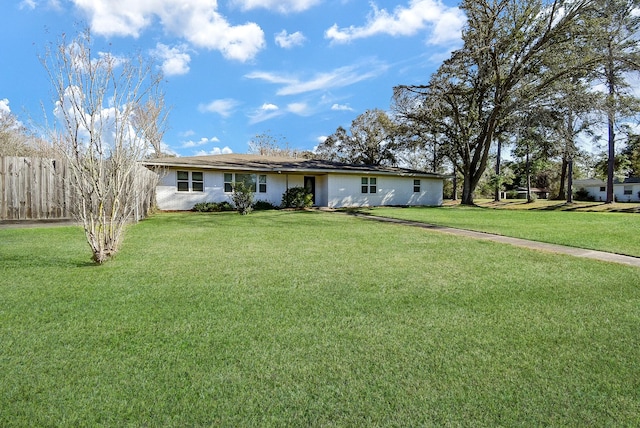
[1,254,97,269]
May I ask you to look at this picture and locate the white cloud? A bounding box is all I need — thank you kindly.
[287,102,310,115]
[325,0,465,45]
[151,43,191,76]
[19,0,37,10]
[275,30,306,49]
[0,98,11,115]
[245,61,388,96]
[331,103,354,111]
[249,103,283,124]
[232,0,321,13]
[52,85,150,151]
[196,146,233,155]
[198,99,240,117]
[181,136,220,148]
[70,0,265,62]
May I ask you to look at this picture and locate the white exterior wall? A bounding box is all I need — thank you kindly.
[615,183,640,202]
[156,170,292,210]
[326,174,443,208]
[582,185,606,201]
[156,169,444,210]
[582,184,640,202]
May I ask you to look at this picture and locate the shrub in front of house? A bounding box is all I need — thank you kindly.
[230,181,255,215]
[192,202,234,212]
[281,187,313,209]
[253,200,279,211]
[574,188,595,202]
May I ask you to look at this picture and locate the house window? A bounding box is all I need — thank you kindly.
[235,174,256,191]
[223,173,267,193]
[224,173,233,192]
[414,179,421,193]
[624,186,633,195]
[361,177,377,193]
[600,186,606,192]
[177,170,204,192]
[258,175,267,193]
[192,172,204,192]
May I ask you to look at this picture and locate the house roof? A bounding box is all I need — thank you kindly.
[142,154,450,178]
[574,177,640,186]
[574,178,606,187]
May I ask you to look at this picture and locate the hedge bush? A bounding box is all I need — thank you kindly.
[281,187,313,208]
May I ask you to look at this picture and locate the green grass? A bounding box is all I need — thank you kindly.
[1,211,639,426]
[368,204,640,257]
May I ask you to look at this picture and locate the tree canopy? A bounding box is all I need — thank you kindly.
[316,109,401,165]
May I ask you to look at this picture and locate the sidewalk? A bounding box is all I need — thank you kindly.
[352,213,640,269]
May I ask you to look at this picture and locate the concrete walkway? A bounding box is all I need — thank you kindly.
[351,213,640,269]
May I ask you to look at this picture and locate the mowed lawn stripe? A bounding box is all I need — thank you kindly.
[370,205,640,257]
[1,211,639,426]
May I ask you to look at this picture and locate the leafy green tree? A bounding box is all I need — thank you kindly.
[590,0,640,203]
[622,134,640,177]
[316,109,400,165]
[396,0,593,205]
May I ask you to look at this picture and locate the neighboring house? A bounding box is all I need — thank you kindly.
[574,177,640,202]
[513,187,550,199]
[142,154,449,210]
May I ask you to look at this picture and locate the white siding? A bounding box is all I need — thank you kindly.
[156,170,291,210]
[581,184,640,202]
[326,174,442,208]
[615,183,640,202]
[581,185,606,202]
[156,169,444,210]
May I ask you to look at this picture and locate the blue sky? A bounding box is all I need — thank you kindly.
[2,0,465,157]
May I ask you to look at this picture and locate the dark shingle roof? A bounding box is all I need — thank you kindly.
[142,154,449,178]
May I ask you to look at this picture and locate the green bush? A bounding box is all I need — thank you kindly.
[253,200,279,211]
[192,202,233,212]
[230,181,255,215]
[281,187,313,208]
[574,188,595,202]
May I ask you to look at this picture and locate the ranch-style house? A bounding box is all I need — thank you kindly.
[574,177,640,202]
[142,154,449,210]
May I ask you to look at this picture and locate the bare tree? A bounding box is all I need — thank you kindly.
[134,90,171,158]
[0,105,54,157]
[41,29,168,264]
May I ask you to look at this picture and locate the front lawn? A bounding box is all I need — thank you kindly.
[369,204,640,257]
[1,211,639,426]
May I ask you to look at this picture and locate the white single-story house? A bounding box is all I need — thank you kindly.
[574,177,640,202]
[142,154,449,210]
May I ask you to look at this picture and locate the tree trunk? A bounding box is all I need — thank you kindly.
[452,174,458,200]
[526,143,533,203]
[558,156,568,200]
[494,137,502,202]
[566,158,574,203]
[461,177,474,205]
[606,43,616,204]
[606,111,616,203]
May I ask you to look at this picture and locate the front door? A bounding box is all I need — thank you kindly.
[304,176,316,205]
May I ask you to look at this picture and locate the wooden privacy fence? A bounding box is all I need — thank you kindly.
[0,156,158,221]
[0,156,74,220]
